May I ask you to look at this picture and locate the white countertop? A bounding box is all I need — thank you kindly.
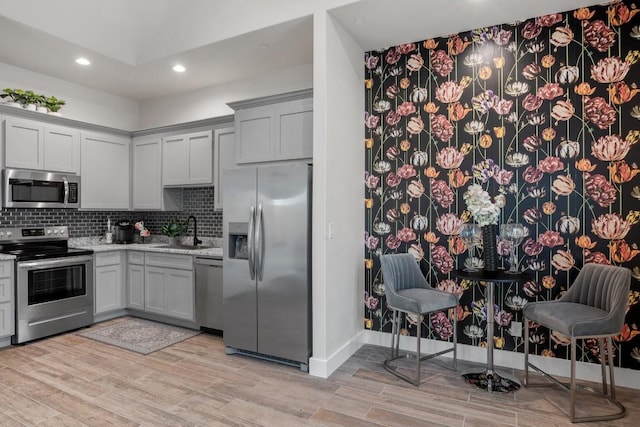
[70,239,223,258]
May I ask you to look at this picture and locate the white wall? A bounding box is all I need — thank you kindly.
[309,11,364,378]
[0,62,139,131]
[138,63,313,130]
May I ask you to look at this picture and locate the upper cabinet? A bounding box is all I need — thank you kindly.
[213,127,235,210]
[162,130,213,186]
[229,89,313,165]
[3,117,80,174]
[80,131,130,209]
[132,135,163,210]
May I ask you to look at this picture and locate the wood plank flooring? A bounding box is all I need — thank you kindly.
[0,317,639,426]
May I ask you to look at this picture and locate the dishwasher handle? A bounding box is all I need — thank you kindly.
[194,257,223,267]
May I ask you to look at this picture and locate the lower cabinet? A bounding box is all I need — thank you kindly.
[94,252,125,314]
[0,261,14,338]
[145,266,194,320]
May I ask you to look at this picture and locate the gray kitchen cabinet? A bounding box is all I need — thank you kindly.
[80,131,130,209]
[127,251,145,310]
[0,261,14,339]
[213,126,235,210]
[162,130,213,186]
[230,90,312,164]
[144,253,194,321]
[3,117,80,173]
[94,251,124,314]
[132,135,162,209]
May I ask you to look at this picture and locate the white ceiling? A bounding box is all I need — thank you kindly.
[0,0,603,102]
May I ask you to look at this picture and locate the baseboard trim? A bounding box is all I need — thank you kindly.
[309,329,365,378]
[363,330,640,390]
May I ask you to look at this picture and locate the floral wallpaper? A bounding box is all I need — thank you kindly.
[364,0,640,370]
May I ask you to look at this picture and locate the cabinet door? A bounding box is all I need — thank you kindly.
[127,264,145,310]
[187,131,213,185]
[162,135,188,186]
[235,105,273,164]
[95,264,123,314]
[165,269,194,320]
[132,136,162,209]
[44,125,80,173]
[0,302,13,338]
[81,132,130,209]
[275,98,313,161]
[4,117,44,170]
[213,127,235,210]
[0,263,13,338]
[145,266,167,315]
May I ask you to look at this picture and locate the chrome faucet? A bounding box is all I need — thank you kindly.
[186,216,202,247]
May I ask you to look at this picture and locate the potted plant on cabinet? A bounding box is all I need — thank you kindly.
[0,88,25,108]
[23,90,44,111]
[45,95,65,116]
[161,218,187,246]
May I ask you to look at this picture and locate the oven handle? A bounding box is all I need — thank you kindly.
[17,255,93,270]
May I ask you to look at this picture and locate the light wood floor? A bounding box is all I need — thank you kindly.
[1,317,639,426]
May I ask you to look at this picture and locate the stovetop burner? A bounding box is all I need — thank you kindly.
[0,226,93,261]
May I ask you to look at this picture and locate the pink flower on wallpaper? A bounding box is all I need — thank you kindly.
[591,57,631,83]
[538,230,565,248]
[407,180,425,198]
[365,113,379,129]
[591,134,631,161]
[522,94,544,111]
[386,84,400,99]
[584,20,616,52]
[522,165,544,183]
[523,207,542,224]
[537,83,564,100]
[431,244,454,274]
[551,174,575,197]
[365,232,379,250]
[430,114,454,142]
[396,164,417,179]
[584,96,617,129]
[592,213,631,240]
[397,227,417,243]
[431,179,455,208]
[551,99,575,122]
[437,279,464,298]
[550,26,574,48]
[435,146,464,169]
[521,21,542,39]
[493,168,514,185]
[396,43,417,54]
[435,213,462,236]
[493,99,514,116]
[552,250,575,271]
[585,173,617,207]
[493,28,512,46]
[537,157,565,173]
[397,101,417,116]
[385,234,401,250]
[386,208,400,223]
[429,49,454,77]
[365,294,379,311]
[584,250,611,265]
[406,53,424,72]
[522,62,541,80]
[364,172,380,189]
[386,145,401,160]
[536,13,563,27]
[435,80,464,103]
[385,172,402,188]
[385,48,401,64]
[364,54,379,70]
[522,135,543,152]
[494,310,513,327]
[385,110,401,126]
[406,116,425,135]
[523,238,544,256]
[522,280,542,298]
[431,311,454,339]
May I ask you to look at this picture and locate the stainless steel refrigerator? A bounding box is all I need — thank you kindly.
[223,163,311,370]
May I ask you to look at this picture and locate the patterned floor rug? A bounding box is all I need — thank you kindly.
[79,318,201,355]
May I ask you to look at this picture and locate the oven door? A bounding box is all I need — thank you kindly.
[14,255,94,344]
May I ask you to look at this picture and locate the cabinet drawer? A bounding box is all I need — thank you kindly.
[0,277,11,303]
[0,261,12,278]
[145,253,193,270]
[128,251,145,265]
[95,251,122,267]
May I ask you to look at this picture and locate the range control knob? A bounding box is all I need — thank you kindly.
[0,232,4,237]
[53,229,58,234]
[59,228,66,235]
[6,231,12,237]
[47,230,53,235]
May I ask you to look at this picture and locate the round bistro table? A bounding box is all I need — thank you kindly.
[453,268,531,392]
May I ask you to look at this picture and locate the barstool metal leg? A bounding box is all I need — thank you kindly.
[415,315,422,386]
[453,306,457,370]
[524,319,529,386]
[599,337,607,396]
[608,336,616,400]
[570,337,577,421]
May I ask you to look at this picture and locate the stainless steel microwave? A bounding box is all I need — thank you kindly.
[3,168,80,208]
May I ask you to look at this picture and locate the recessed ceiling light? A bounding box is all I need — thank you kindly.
[173,64,186,73]
[75,58,91,66]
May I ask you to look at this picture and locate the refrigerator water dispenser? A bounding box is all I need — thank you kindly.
[228,222,249,259]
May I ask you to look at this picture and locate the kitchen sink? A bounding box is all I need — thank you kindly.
[157,244,213,250]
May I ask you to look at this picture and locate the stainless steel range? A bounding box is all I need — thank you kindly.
[0,226,94,344]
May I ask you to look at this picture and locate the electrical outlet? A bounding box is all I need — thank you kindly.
[510,321,523,337]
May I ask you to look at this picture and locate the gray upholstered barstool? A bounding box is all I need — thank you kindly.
[380,253,459,386]
[523,263,631,423]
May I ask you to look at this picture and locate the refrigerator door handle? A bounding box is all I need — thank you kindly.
[256,204,264,281]
[247,205,256,280]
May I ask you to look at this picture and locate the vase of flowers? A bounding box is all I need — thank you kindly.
[463,184,503,272]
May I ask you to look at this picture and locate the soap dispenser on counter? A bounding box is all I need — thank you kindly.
[105,217,113,243]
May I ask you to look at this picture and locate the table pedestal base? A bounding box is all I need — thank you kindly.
[462,368,521,392]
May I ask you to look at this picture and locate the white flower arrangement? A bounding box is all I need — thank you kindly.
[463,184,502,227]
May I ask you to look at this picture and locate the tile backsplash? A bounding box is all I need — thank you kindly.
[0,187,223,238]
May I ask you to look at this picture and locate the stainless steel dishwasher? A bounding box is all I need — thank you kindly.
[195,256,223,332]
